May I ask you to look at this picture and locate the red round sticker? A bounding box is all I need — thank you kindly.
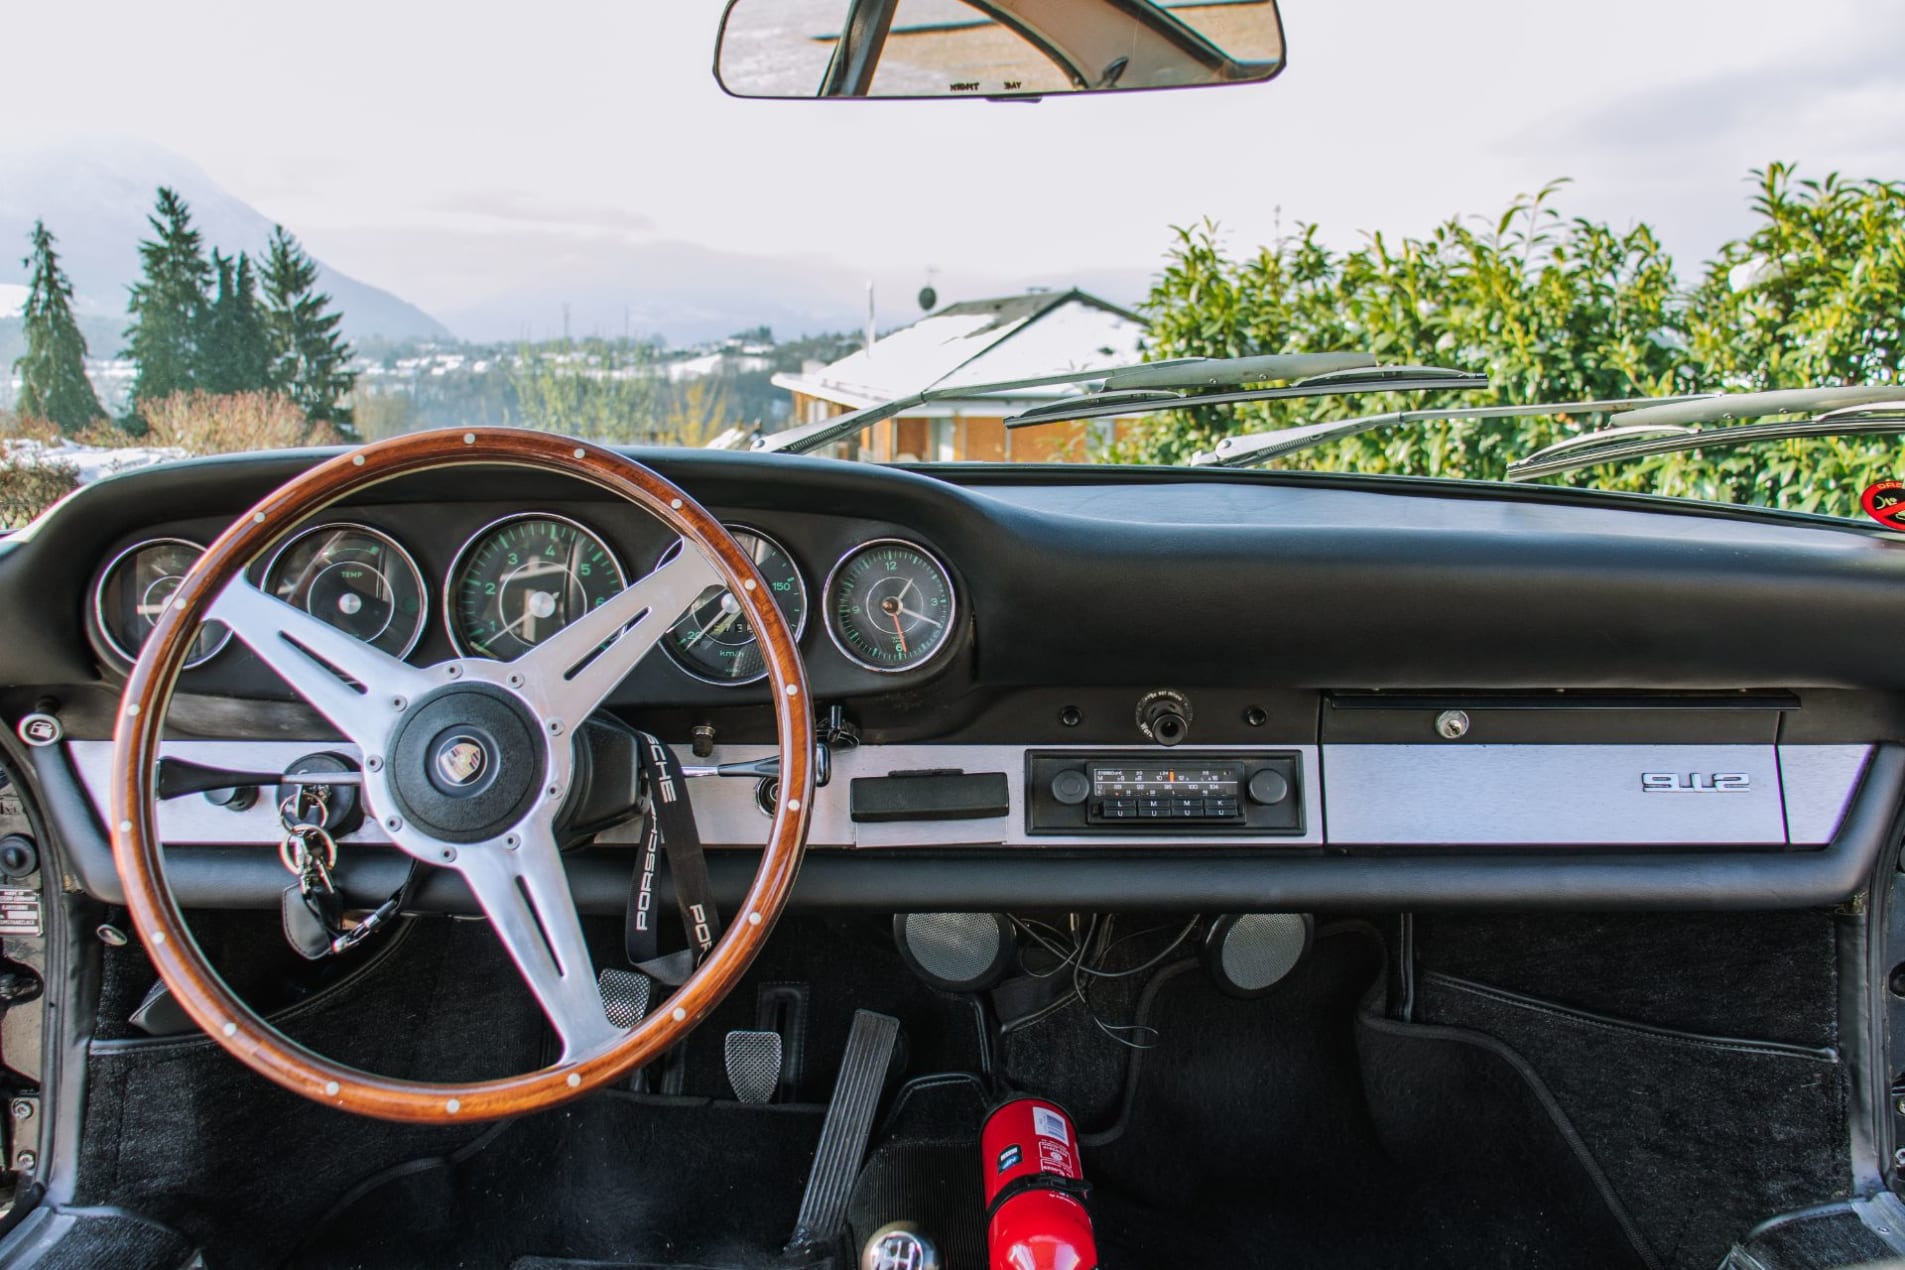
[1861,480,1905,529]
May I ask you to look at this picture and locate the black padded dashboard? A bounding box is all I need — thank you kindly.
[9,448,1905,708]
[6,447,1905,912]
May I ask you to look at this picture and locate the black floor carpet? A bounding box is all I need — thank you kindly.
[292,1095,831,1270]
[56,910,1853,1270]
[1079,932,1649,1270]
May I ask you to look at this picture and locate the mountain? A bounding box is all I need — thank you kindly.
[414,229,1156,345]
[0,141,449,343]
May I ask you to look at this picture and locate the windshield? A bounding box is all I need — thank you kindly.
[2,0,1900,526]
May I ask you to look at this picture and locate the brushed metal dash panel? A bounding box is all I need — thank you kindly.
[1322,744,1786,845]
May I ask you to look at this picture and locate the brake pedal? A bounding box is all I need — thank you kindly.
[788,1009,902,1253]
[725,1030,785,1104]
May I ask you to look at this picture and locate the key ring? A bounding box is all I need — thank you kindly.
[279,823,339,875]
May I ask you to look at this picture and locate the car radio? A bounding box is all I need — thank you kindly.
[1026,751,1303,836]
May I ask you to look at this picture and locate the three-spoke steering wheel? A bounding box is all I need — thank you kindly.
[109,429,815,1122]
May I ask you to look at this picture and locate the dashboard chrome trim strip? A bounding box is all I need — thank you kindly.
[1781,745,1874,844]
[64,740,1872,851]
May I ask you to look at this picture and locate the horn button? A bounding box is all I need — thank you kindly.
[385,687,548,843]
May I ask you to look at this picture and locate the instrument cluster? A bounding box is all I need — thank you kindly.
[87,513,961,688]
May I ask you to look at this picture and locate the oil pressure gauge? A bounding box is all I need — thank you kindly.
[824,538,956,673]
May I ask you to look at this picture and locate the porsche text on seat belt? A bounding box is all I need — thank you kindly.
[625,730,723,986]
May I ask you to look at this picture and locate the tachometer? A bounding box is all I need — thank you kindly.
[264,524,428,658]
[447,514,627,659]
[662,527,807,684]
[93,538,231,668]
[824,538,956,673]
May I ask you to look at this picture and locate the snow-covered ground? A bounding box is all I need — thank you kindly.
[4,437,183,483]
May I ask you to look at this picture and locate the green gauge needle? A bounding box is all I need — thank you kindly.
[680,603,745,651]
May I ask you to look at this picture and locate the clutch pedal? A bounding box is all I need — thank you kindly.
[597,967,653,1028]
[788,1010,902,1254]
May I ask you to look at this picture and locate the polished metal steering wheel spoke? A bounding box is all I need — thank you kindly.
[209,576,433,750]
[450,817,626,1061]
[514,540,723,724]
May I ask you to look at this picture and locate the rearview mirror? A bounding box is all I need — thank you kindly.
[715,0,1286,100]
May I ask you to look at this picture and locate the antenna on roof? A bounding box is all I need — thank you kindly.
[919,266,939,313]
[865,281,876,356]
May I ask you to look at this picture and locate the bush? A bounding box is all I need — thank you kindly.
[0,451,79,528]
[1119,166,1905,515]
[138,391,336,454]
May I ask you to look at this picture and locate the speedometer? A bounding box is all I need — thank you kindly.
[662,527,807,684]
[824,538,956,673]
[265,524,427,658]
[447,514,627,659]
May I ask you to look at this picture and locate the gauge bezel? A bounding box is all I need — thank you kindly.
[443,511,629,659]
[262,521,430,661]
[663,524,810,687]
[822,536,959,675]
[91,536,232,669]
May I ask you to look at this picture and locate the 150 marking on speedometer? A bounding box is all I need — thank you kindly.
[824,539,956,672]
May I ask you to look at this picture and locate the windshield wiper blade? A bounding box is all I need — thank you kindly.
[751,352,1377,456]
[1004,365,1488,429]
[1192,396,1692,468]
[1099,352,1376,392]
[1507,401,1905,482]
[1605,384,1905,429]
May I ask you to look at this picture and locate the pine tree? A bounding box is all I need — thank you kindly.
[262,226,356,434]
[13,220,105,436]
[200,250,272,394]
[122,187,213,423]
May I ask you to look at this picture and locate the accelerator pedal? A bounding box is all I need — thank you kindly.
[787,1009,902,1254]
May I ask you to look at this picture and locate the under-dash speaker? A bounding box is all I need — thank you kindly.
[1203,912,1313,997]
[893,912,1014,993]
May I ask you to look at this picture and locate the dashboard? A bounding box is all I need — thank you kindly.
[7,446,1905,915]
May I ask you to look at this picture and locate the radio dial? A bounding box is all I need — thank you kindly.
[1050,769,1091,806]
[1247,768,1291,806]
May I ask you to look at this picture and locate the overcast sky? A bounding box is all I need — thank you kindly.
[4,0,1901,324]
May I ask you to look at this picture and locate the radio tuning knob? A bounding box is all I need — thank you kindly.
[1050,769,1091,806]
[1246,768,1290,806]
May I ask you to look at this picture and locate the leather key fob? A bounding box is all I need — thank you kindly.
[281,885,337,961]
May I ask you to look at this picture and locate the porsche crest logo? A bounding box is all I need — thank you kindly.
[436,737,488,786]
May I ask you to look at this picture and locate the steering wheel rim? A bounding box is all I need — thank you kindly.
[108,427,815,1123]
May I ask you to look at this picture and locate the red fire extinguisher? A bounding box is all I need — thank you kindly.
[980,1097,1101,1270]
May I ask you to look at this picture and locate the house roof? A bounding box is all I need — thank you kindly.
[772,288,1148,410]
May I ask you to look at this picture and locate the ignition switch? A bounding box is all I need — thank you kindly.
[1136,689,1193,747]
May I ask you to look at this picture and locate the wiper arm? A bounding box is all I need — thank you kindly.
[751,352,1376,457]
[1193,396,1692,468]
[1507,399,1905,482]
[1004,365,1488,429]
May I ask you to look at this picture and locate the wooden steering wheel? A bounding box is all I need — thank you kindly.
[109,428,815,1122]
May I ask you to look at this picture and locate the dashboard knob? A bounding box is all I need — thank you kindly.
[1247,769,1290,806]
[1050,769,1091,806]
